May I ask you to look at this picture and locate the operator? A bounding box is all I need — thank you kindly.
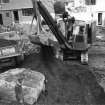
[62,12,75,41]
[67,17,75,41]
[62,11,69,22]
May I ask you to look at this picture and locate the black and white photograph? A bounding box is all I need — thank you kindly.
[0,0,105,105]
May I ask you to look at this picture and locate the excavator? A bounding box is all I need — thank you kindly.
[29,0,96,64]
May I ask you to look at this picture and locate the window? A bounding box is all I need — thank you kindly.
[2,0,9,3]
[85,0,96,5]
[22,8,33,16]
[0,0,2,3]
[98,13,102,25]
[6,12,9,17]
[91,0,96,5]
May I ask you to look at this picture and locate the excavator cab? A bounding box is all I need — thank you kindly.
[56,16,96,64]
[54,1,96,64]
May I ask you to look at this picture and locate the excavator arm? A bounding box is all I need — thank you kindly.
[31,0,71,49]
[30,0,93,64]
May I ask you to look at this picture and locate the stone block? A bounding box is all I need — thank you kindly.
[0,68,45,105]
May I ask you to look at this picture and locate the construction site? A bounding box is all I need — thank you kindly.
[0,0,105,105]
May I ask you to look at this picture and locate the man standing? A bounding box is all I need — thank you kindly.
[67,17,75,41]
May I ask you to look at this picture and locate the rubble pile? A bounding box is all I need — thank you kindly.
[22,38,41,55]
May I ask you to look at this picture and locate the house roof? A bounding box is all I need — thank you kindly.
[1,0,32,10]
[1,0,54,13]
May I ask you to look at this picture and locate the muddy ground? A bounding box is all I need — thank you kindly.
[18,45,105,105]
[1,27,105,105]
